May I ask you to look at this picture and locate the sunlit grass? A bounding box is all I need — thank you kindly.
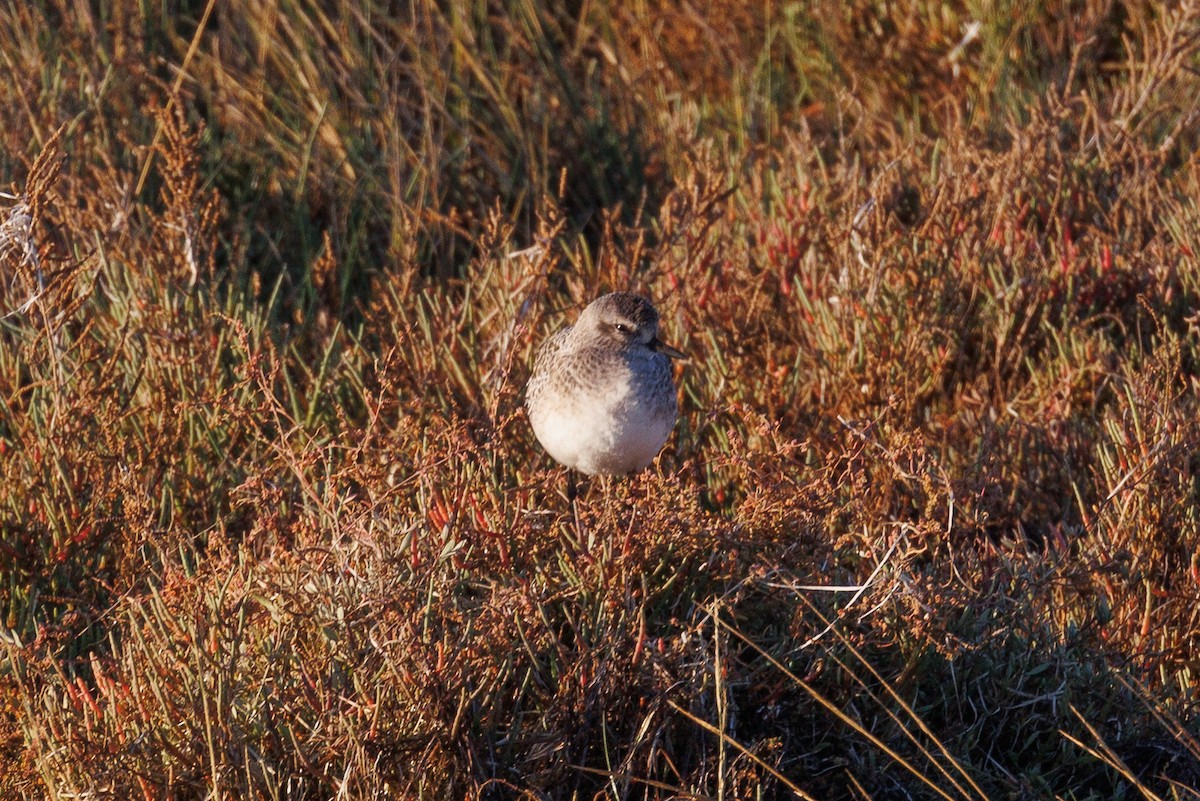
[1,0,1199,798]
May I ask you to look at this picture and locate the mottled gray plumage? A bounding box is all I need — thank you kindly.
[526,292,682,476]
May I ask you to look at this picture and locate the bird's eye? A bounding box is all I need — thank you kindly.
[614,323,632,334]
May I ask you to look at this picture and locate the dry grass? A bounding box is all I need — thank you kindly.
[1,0,1200,798]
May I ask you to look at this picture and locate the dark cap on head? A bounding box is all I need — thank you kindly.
[591,292,659,326]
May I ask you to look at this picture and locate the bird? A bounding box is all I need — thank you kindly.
[526,291,684,477]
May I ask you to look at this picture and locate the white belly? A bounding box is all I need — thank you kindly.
[529,385,675,475]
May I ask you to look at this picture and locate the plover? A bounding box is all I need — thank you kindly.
[526,292,683,476]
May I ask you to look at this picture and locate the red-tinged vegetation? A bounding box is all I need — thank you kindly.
[0,0,1200,799]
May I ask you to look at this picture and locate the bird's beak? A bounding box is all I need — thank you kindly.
[652,338,686,360]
